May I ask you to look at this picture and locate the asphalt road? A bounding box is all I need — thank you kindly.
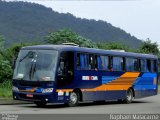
[0,94,160,114]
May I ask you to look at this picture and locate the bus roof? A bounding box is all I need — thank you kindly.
[21,45,158,59]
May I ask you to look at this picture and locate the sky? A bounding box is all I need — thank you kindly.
[8,0,160,45]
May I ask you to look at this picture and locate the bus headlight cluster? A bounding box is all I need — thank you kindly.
[42,88,53,93]
[12,86,19,92]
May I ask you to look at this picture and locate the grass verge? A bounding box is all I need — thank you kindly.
[0,81,12,98]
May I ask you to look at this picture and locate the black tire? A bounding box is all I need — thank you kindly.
[123,89,134,104]
[34,101,47,107]
[67,91,79,107]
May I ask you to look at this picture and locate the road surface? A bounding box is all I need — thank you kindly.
[0,95,160,114]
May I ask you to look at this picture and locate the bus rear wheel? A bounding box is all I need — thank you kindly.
[67,91,79,107]
[124,89,134,104]
[34,101,47,107]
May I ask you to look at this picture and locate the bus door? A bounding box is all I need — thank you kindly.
[57,52,74,88]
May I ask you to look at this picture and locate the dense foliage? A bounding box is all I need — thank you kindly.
[97,42,130,51]
[139,38,160,56]
[0,1,142,48]
[45,29,98,48]
[0,35,12,82]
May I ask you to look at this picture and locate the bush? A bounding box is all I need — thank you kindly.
[0,80,12,98]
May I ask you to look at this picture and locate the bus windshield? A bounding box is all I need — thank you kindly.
[13,50,58,81]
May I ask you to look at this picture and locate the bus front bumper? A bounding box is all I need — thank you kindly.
[13,91,69,103]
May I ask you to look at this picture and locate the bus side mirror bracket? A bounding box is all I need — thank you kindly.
[12,57,17,69]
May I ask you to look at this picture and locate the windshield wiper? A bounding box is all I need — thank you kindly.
[29,60,36,80]
[19,51,35,62]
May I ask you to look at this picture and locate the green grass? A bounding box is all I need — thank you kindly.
[0,81,12,98]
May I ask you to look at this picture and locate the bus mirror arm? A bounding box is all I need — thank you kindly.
[12,56,17,69]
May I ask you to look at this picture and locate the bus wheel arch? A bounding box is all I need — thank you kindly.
[67,88,82,107]
[124,87,134,104]
[73,88,83,101]
[129,87,135,98]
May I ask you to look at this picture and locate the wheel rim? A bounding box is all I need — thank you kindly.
[70,92,78,105]
[127,90,132,101]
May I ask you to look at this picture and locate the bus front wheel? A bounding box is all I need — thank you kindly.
[124,89,134,104]
[67,92,79,107]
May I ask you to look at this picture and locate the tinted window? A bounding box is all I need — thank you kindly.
[112,57,124,71]
[126,58,139,71]
[77,53,89,70]
[97,55,109,70]
[77,53,97,70]
[141,59,147,72]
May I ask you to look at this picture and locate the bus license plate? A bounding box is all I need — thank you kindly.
[26,94,33,98]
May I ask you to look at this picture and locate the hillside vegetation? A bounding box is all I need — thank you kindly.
[0,1,141,47]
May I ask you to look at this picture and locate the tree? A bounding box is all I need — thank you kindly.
[0,34,13,83]
[0,34,4,56]
[97,42,130,51]
[0,59,12,83]
[0,34,4,47]
[139,38,160,55]
[45,29,98,48]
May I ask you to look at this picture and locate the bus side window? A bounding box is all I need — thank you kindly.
[97,55,109,70]
[77,53,90,70]
[126,58,139,72]
[77,53,85,70]
[97,56,103,70]
[141,59,147,72]
[112,57,123,71]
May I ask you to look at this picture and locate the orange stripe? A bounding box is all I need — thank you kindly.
[56,89,73,92]
[82,72,140,91]
[19,87,37,93]
[120,72,140,77]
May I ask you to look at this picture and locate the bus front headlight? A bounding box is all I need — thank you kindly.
[42,88,53,93]
[12,86,19,92]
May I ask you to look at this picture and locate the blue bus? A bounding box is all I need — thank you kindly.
[12,44,158,107]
